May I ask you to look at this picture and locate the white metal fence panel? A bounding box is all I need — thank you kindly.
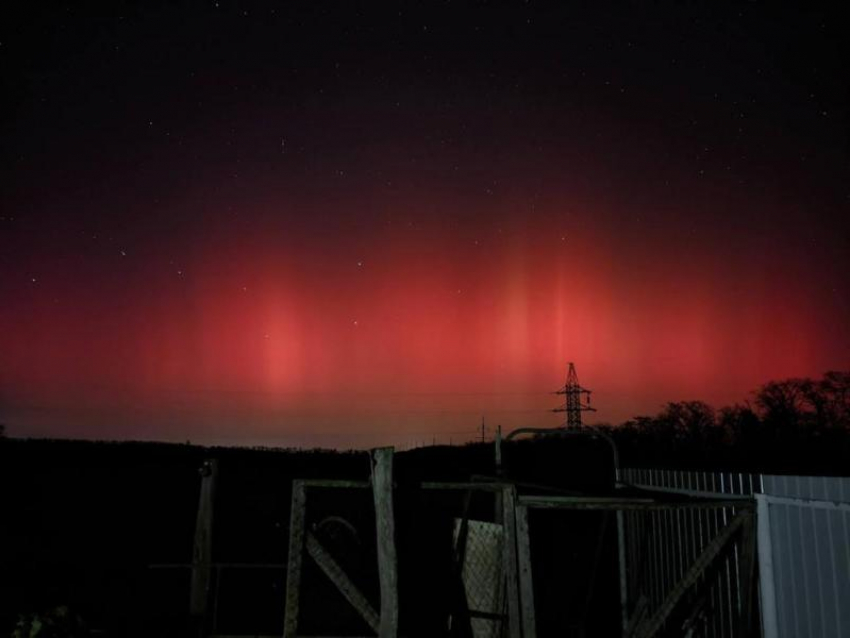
[758,476,850,638]
[620,469,756,638]
[621,469,850,638]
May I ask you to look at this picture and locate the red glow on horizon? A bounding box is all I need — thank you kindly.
[1,187,846,448]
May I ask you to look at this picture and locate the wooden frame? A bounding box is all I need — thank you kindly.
[191,459,219,627]
[283,450,399,638]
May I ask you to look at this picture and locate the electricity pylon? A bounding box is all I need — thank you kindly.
[553,362,596,429]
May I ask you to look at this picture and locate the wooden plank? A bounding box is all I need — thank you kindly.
[371,447,398,638]
[283,480,306,638]
[616,510,629,636]
[190,459,218,619]
[502,486,521,638]
[211,635,374,638]
[300,479,371,489]
[421,481,506,492]
[633,510,749,638]
[515,505,536,638]
[305,532,381,633]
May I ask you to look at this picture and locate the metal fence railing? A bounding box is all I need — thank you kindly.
[620,469,850,638]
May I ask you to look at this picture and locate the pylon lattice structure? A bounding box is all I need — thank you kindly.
[553,362,596,429]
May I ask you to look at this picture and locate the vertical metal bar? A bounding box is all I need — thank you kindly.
[823,478,843,638]
[809,490,827,637]
[661,470,677,608]
[701,472,717,638]
[732,475,743,615]
[651,480,661,610]
[839,478,850,637]
[719,473,733,637]
[782,477,801,636]
[712,472,727,638]
[663,471,671,611]
[675,472,684,583]
[371,447,399,638]
[686,472,698,592]
[672,471,685,581]
[283,480,306,638]
[795,477,814,637]
[756,495,779,638]
[736,512,756,638]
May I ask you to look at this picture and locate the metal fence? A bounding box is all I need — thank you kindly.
[620,468,850,638]
[756,475,850,638]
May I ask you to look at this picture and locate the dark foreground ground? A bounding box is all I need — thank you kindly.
[4,421,847,637]
[1,435,622,637]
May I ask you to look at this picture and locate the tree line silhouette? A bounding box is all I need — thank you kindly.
[600,371,850,474]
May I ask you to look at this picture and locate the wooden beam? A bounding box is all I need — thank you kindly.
[515,505,536,638]
[190,459,218,621]
[299,479,371,489]
[305,532,381,633]
[371,448,398,638]
[616,510,629,637]
[283,481,306,638]
[421,481,506,492]
[501,486,521,638]
[633,510,749,638]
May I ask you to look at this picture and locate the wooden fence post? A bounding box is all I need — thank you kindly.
[190,459,218,624]
[283,480,307,638]
[515,504,536,638]
[371,447,399,638]
[501,485,521,638]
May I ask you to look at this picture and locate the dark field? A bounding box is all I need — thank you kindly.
[1,436,622,636]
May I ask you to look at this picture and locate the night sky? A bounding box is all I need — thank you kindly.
[1,2,847,448]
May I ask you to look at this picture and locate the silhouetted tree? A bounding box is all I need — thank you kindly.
[609,371,849,472]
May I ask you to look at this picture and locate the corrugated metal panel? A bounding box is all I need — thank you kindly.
[620,469,850,638]
[759,475,850,638]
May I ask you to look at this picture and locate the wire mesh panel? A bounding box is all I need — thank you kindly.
[453,519,505,638]
[397,484,509,638]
